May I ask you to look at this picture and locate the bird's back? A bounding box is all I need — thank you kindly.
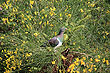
[48,37,59,47]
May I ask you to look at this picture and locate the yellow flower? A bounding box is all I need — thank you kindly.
[26,53,32,57]
[68,63,75,69]
[94,68,97,71]
[83,57,86,60]
[98,55,100,58]
[49,11,55,16]
[102,58,105,63]
[1,42,4,45]
[0,57,2,60]
[10,18,13,21]
[50,7,56,11]
[105,31,109,35]
[65,9,67,12]
[67,68,70,72]
[4,70,10,73]
[103,36,105,39]
[55,32,57,36]
[68,14,71,17]
[61,55,66,60]
[34,33,38,37]
[7,51,11,55]
[83,68,87,73]
[60,13,62,17]
[22,20,24,23]
[78,46,80,48]
[53,7,56,11]
[27,15,29,18]
[13,24,15,26]
[90,58,93,61]
[65,13,68,15]
[94,65,96,67]
[73,42,76,45]
[6,0,10,4]
[30,0,34,5]
[2,50,3,52]
[81,60,85,65]
[50,24,54,27]
[39,21,42,24]
[74,61,79,65]
[26,11,29,13]
[88,69,92,72]
[4,49,6,52]
[90,64,93,68]
[89,3,95,7]
[95,58,100,62]
[80,9,84,12]
[76,58,79,62]
[47,21,49,24]
[14,51,17,54]
[42,16,44,19]
[59,69,62,73]
[13,8,15,12]
[29,53,32,56]
[30,5,33,8]
[22,41,25,44]
[11,66,16,70]
[45,14,47,18]
[70,66,75,73]
[34,11,37,15]
[52,60,55,64]
[7,63,10,68]
[63,69,65,73]
[106,60,109,65]
[18,65,20,69]
[60,18,63,20]
[88,2,90,4]
[25,32,28,34]
[0,37,4,39]
[48,49,51,51]
[76,71,79,73]
[41,9,45,12]
[10,55,14,59]
[5,4,8,9]
[2,18,7,23]
[96,48,98,50]
[67,63,75,72]
[106,10,110,13]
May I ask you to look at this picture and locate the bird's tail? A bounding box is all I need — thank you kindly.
[40,43,46,47]
[40,41,49,47]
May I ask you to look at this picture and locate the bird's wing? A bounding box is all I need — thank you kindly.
[48,37,59,47]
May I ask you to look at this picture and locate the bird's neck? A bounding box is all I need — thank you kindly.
[57,32,64,42]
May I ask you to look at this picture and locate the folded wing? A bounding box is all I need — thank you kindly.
[48,37,59,47]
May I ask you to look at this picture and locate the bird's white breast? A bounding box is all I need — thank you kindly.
[54,38,62,49]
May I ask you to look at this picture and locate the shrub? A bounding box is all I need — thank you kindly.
[0,0,110,73]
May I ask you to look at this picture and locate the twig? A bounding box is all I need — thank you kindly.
[71,51,92,58]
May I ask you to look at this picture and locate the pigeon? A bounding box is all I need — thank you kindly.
[41,27,67,50]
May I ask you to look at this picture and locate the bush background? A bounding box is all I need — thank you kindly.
[0,0,110,73]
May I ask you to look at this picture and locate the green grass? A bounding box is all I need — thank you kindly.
[0,0,110,73]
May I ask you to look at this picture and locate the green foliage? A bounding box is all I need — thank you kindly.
[0,0,110,73]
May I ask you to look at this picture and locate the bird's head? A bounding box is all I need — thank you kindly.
[58,27,67,35]
[60,27,67,32]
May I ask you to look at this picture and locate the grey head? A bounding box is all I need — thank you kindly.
[58,27,67,35]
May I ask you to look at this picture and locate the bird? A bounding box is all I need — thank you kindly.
[41,27,67,51]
